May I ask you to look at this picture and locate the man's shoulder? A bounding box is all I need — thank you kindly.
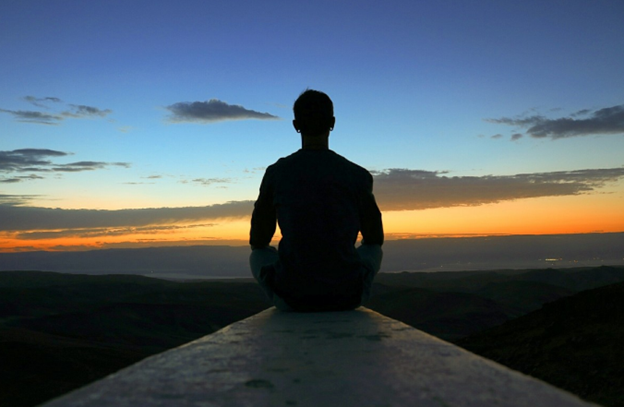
[333,151,370,172]
[280,149,368,169]
[266,150,372,183]
[327,151,374,183]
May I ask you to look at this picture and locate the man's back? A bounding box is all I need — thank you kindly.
[250,149,383,308]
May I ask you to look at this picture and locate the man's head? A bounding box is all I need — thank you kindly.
[293,89,335,137]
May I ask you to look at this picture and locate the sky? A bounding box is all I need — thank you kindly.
[1,0,624,252]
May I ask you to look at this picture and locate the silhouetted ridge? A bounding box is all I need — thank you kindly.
[458,281,624,407]
[0,270,267,407]
[369,265,624,340]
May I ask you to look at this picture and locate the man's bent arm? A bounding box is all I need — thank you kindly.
[360,174,384,246]
[250,206,276,249]
[249,172,276,249]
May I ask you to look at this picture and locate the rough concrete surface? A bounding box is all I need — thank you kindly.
[41,307,599,407]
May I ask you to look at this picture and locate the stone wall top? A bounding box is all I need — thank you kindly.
[41,307,598,407]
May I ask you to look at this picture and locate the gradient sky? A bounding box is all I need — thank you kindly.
[1,0,624,252]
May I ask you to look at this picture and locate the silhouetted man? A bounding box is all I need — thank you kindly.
[250,89,384,312]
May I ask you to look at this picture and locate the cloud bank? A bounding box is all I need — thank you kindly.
[487,104,624,140]
[166,99,279,123]
[0,200,254,232]
[372,167,624,211]
[2,166,623,238]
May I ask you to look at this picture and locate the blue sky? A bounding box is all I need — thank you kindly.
[1,0,624,250]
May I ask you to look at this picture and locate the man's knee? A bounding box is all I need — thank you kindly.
[357,244,383,273]
[249,246,279,280]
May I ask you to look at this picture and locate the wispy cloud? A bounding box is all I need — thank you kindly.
[14,223,216,240]
[373,167,624,211]
[23,96,62,107]
[52,161,130,172]
[487,104,624,140]
[166,99,280,123]
[190,177,232,186]
[0,200,254,232]
[0,149,130,181]
[0,109,64,124]
[62,104,112,118]
[0,175,45,183]
[0,149,69,172]
[0,194,39,206]
[1,96,112,124]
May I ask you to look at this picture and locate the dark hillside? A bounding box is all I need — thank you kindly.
[0,271,268,407]
[474,280,574,317]
[367,288,511,340]
[514,265,624,291]
[375,266,624,294]
[369,266,624,339]
[458,281,624,407]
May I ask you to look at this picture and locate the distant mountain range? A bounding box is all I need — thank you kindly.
[1,265,623,406]
[1,232,623,276]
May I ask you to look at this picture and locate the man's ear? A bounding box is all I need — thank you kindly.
[292,119,300,133]
[329,116,336,131]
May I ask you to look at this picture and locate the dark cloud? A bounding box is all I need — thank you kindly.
[0,149,130,178]
[1,97,112,124]
[487,104,624,139]
[0,200,254,232]
[511,133,523,141]
[0,149,69,172]
[571,108,591,117]
[23,96,62,107]
[0,109,63,124]
[63,104,112,118]
[166,99,280,123]
[373,167,624,211]
[490,134,503,139]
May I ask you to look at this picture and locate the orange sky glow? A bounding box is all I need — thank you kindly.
[2,191,622,253]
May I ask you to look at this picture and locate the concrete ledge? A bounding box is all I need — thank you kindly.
[42,307,598,407]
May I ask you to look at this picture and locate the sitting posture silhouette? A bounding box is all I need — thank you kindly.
[249,89,384,312]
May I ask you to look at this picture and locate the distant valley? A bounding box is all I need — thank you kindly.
[1,265,624,406]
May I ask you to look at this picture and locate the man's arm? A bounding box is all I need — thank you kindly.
[249,170,276,249]
[359,173,384,246]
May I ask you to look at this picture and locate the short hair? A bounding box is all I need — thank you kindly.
[293,89,334,136]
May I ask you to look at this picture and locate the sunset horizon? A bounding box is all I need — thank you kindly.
[2,1,623,254]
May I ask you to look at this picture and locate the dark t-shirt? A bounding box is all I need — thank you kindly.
[250,149,383,309]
